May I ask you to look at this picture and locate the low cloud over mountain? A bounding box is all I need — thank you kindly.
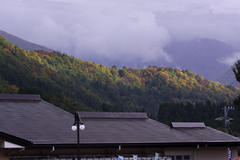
[1,0,240,65]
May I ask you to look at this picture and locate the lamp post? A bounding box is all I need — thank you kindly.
[72,112,85,160]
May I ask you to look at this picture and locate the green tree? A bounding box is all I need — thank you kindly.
[232,60,240,106]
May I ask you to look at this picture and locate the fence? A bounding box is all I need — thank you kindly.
[10,154,172,160]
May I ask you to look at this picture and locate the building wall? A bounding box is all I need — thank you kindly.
[0,149,9,160]
[195,147,238,160]
[9,147,165,156]
[164,147,194,159]
[165,146,238,160]
[6,146,239,160]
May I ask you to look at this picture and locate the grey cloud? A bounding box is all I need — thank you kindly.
[218,52,240,67]
[1,0,240,66]
[210,0,240,15]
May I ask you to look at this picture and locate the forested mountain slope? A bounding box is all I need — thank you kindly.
[0,35,239,119]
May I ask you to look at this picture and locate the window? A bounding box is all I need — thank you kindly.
[176,155,182,160]
[183,155,190,160]
[170,155,190,160]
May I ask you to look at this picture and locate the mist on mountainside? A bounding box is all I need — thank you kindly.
[78,37,240,82]
[1,29,239,85]
[163,38,239,82]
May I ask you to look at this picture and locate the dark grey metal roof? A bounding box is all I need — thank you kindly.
[171,122,206,128]
[173,126,240,143]
[79,112,240,144]
[0,94,76,145]
[0,94,240,149]
[79,115,194,144]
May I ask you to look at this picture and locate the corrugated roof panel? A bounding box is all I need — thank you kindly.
[171,122,206,128]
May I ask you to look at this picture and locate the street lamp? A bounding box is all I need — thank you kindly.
[72,112,85,160]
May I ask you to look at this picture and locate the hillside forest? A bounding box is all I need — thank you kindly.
[1,35,240,135]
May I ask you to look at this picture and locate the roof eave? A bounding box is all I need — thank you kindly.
[0,132,33,147]
[24,141,240,150]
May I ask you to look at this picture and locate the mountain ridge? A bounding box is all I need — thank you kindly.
[0,34,239,118]
[0,30,54,51]
[1,30,237,84]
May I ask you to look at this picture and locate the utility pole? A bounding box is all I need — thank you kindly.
[215,106,234,129]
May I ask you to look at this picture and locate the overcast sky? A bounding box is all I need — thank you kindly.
[1,0,240,66]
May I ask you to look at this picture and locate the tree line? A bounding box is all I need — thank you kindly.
[157,101,240,136]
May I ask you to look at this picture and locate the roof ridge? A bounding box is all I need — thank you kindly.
[78,112,148,119]
[0,94,41,101]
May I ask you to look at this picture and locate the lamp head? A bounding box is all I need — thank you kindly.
[80,124,85,130]
[71,124,85,131]
[71,125,77,131]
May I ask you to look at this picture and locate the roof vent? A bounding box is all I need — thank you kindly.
[171,122,205,128]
